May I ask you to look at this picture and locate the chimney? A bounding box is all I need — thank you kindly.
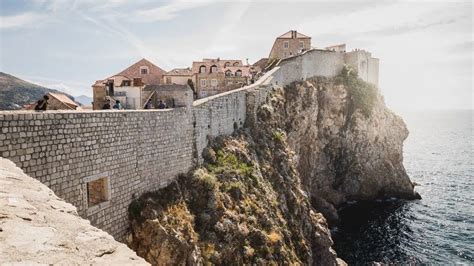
[292,30,297,38]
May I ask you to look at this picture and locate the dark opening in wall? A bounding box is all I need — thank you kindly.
[87,177,109,207]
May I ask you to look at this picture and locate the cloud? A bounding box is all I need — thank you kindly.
[131,0,212,22]
[0,12,46,29]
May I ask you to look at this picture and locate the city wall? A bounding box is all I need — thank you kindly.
[0,49,361,240]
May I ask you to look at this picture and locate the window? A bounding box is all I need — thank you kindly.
[284,41,289,49]
[210,65,218,73]
[122,80,131,86]
[233,62,239,66]
[211,79,218,87]
[224,62,231,67]
[227,81,233,85]
[199,65,206,73]
[235,70,242,77]
[140,66,149,75]
[225,70,232,77]
[87,177,109,207]
[83,173,111,215]
[200,79,207,87]
[166,77,172,84]
[299,41,304,49]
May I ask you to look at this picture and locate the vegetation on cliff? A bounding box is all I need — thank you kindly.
[335,65,378,117]
[128,132,341,265]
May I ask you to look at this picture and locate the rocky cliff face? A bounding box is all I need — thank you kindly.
[128,69,418,265]
[264,73,420,223]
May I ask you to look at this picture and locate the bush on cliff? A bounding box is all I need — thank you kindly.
[335,65,377,117]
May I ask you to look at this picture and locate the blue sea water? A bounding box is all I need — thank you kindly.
[332,110,473,264]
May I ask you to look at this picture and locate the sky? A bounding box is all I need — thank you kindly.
[0,0,472,111]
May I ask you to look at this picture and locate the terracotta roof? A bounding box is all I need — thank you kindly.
[48,93,78,107]
[164,68,192,76]
[115,58,165,85]
[277,30,311,39]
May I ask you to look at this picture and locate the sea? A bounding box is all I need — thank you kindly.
[332,110,473,265]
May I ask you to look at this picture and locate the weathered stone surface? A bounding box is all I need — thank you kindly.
[0,158,148,265]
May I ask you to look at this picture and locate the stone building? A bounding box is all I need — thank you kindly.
[269,30,311,59]
[92,58,192,109]
[163,68,193,85]
[143,84,193,108]
[192,58,251,98]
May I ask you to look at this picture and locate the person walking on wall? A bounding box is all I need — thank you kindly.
[102,100,111,110]
[144,100,153,109]
[113,100,123,110]
[34,95,49,111]
[157,100,166,109]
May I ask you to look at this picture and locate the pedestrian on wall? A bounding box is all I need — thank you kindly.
[113,100,123,110]
[34,95,49,111]
[102,101,111,110]
[157,100,166,109]
[144,100,153,109]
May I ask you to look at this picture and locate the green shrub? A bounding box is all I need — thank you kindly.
[336,65,377,117]
[273,131,285,143]
[208,150,253,177]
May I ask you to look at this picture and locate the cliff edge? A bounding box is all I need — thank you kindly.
[127,68,418,265]
[0,157,148,265]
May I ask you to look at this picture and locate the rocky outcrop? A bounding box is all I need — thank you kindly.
[264,74,419,218]
[128,132,345,265]
[0,158,147,265]
[128,69,418,265]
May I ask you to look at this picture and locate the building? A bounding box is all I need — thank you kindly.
[268,30,311,59]
[163,68,193,85]
[92,58,192,109]
[24,92,79,110]
[192,58,251,98]
[267,31,379,87]
[344,49,379,87]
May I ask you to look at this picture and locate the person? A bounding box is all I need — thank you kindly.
[157,100,166,109]
[34,95,49,111]
[144,100,153,109]
[113,100,122,110]
[102,101,111,109]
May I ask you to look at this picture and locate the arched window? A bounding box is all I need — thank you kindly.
[235,70,242,77]
[225,70,232,77]
[224,62,231,67]
[210,65,218,73]
[233,62,239,66]
[199,65,206,73]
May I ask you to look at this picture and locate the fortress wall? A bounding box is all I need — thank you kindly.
[271,50,345,87]
[193,89,247,163]
[0,50,355,240]
[0,109,194,240]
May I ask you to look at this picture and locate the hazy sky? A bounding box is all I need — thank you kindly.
[0,0,472,111]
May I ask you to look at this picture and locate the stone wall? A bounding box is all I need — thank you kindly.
[0,109,194,240]
[0,48,377,240]
[0,158,148,265]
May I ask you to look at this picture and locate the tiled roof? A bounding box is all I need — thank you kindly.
[164,68,192,76]
[48,93,78,107]
[115,58,165,85]
[277,30,311,39]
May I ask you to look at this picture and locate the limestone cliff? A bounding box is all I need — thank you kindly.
[128,68,418,265]
[266,69,420,223]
